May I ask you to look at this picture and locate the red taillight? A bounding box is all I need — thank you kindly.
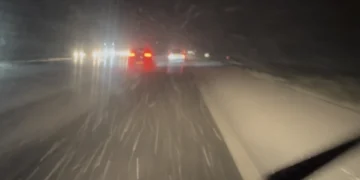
[129,52,136,57]
[144,52,152,58]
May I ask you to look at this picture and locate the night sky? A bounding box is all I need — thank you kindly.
[0,0,358,62]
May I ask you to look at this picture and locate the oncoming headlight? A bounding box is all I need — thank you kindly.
[79,51,85,58]
[73,50,85,59]
[204,53,210,58]
[92,50,99,58]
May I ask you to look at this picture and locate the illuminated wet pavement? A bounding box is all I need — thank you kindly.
[0,58,241,180]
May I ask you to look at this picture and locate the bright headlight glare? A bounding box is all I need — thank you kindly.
[117,50,130,56]
[92,50,98,57]
[168,54,185,60]
[74,50,85,58]
[79,51,85,57]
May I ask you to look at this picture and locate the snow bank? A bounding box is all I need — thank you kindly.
[195,67,360,179]
[247,70,360,112]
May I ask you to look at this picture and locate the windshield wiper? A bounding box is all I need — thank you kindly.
[267,135,360,180]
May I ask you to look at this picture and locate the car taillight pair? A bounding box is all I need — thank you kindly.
[129,52,152,58]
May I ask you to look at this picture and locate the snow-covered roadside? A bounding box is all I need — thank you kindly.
[247,70,360,113]
[195,67,360,179]
[0,58,72,80]
[224,58,360,112]
[0,64,91,155]
[0,63,75,113]
[0,89,95,156]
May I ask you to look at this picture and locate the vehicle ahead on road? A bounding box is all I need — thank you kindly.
[127,47,155,70]
[167,48,187,63]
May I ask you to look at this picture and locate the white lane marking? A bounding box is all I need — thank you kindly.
[136,157,140,180]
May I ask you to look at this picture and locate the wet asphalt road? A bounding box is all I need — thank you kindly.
[0,58,242,180]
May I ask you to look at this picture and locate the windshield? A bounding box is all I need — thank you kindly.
[0,0,359,180]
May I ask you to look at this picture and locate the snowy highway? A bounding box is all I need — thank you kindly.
[0,58,241,180]
[0,56,359,180]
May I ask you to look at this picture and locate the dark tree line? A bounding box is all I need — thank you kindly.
[1,0,358,64]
